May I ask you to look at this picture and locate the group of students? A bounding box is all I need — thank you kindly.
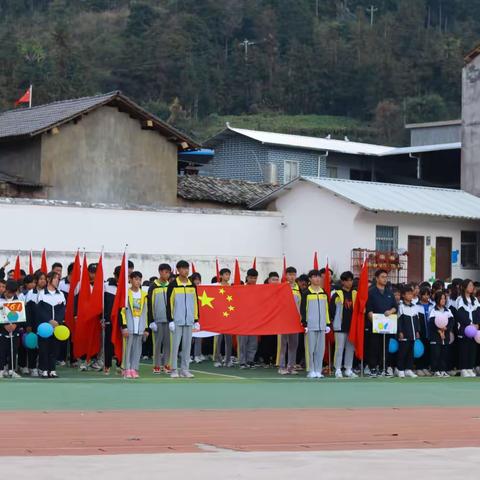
[1,257,480,380]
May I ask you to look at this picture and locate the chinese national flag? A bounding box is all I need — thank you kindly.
[313,251,319,270]
[252,257,257,270]
[233,259,241,285]
[64,251,81,338]
[191,262,197,274]
[73,255,91,359]
[111,252,128,362]
[215,258,220,282]
[41,249,48,273]
[15,87,31,107]
[349,258,369,360]
[198,283,302,335]
[324,261,334,360]
[13,255,21,281]
[29,251,34,275]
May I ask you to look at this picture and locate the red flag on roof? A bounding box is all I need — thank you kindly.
[233,259,241,285]
[13,255,21,281]
[64,251,81,338]
[41,249,48,273]
[349,257,369,360]
[14,86,31,107]
[111,252,128,362]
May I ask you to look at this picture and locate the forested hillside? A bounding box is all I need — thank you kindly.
[0,0,478,143]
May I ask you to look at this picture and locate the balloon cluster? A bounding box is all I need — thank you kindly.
[24,323,70,349]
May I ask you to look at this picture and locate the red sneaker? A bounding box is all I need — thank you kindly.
[153,366,162,374]
[164,365,171,374]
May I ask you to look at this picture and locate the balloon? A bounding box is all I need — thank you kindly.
[37,322,54,339]
[325,326,331,334]
[24,332,38,349]
[475,331,480,345]
[465,325,477,339]
[414,339,425,358]
[388,338,399,354]
[434,313,448,329]
[54,325,70,341]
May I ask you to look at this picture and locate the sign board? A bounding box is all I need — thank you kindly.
[0,301,26,324]
[372,314,397,334]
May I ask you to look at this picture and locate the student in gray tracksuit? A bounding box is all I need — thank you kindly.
[121,271,149,378]
[300,269,330,379]
[239,268,259,368]
[148,263,172,374]
[166,260,199,378]
[278,266,301,375]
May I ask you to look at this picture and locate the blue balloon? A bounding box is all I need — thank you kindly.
[37,322,54,339]
[24,332,38,349]
[388,338,399,354]
[414,339,425,358]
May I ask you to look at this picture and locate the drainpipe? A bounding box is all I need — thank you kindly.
[410,153,421,180]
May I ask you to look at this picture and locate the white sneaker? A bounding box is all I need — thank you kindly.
[461,369,470,377]
[41,370,49,378]
[180,371,195,378]
[90,361,102,371]
[194,356,202,364]
[0,371,4,378]
[386,367,394,377]
[468,369,476,377]
[398,370,405,378]
[394,367,399,377]
[79,363,88,371]
[199,354,206,361]
[416,369,425,377]
[170,371,180,378]
[335,369,343,378]
[213,362,222,368]
[21,367,30,375]
[316,372,324,378]
[344,369,358,378]
[49,371,58,378]
[225,361,234,368]
[364,365,371,376]
[441,371,450,377]
[405,369,418,378]
[434,371,442,377]
[9,370,21,378]
[423,369,432,377]
[30,368,39,377]
[278,368,289,375]
[475,366,480,376]
[307,371,316,379]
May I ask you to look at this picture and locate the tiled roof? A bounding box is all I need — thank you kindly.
[0,91,199,147]
[177,175,277,207]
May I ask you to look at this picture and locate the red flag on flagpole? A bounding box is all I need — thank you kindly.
[41,249,48,273]
[14,86,31,107]
[28,251,34,275]
[233,259,241,285]
[73,255,91,359]
[313,251,319,270]
[252,257,257,270]
[85,254,104,360]
[215,258,220,283]
[323,259,334,362]
[191,262,197,274]
[13,255,21,281]
[349,256,369,360]
[324,260,331,299]
[111,252,128,363]
[281,255,287,283]
[64,251,81,337]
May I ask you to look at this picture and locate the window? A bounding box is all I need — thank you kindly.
[461,231,480,269]
[327,166,338,178]
[284,160,299,183]
[376,225,398,252]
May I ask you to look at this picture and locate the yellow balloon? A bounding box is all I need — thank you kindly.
[54,325,70,341]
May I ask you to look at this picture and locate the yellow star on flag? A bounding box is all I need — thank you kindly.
[198,290,215,309]
[219,288,225,294]
[226,295,233,302]
[228,305,235,312]
[223,311,229,317]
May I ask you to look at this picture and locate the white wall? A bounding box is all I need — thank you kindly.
[275,182,480,281]
[0,200,284,282]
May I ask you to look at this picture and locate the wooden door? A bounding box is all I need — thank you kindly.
[408,236,424,283]
[436,237,452,281]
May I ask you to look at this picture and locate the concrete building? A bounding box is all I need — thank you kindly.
[406,120,461,146]
[462,44,480,197]
[203,125,460,188]
[0,91,199,206]
[250,177,480,283]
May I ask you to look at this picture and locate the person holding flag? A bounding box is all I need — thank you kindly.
[330,271,358,378]
[213,268,233,368]
[238,268,259,369]
[278,266,301,375]
[166,260,199,378]
[300,269,330,378]
[121,271,149,379]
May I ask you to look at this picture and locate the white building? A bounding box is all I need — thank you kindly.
[251,177,480,283]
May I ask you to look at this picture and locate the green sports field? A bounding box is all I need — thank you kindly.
[1,362,480,411]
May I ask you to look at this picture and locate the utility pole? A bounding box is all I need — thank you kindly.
[366,5,378,26]
[315,0,319,17]
[239,39,256,62]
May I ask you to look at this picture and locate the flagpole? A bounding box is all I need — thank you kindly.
[29,85,32,108]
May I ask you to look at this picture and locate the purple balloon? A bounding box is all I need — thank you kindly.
[465,324,477,339]
[475,331,480,345]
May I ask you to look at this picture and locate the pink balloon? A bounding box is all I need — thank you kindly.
[465,324,477,339]
[434,314,448,329]
[475,331,480,345]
